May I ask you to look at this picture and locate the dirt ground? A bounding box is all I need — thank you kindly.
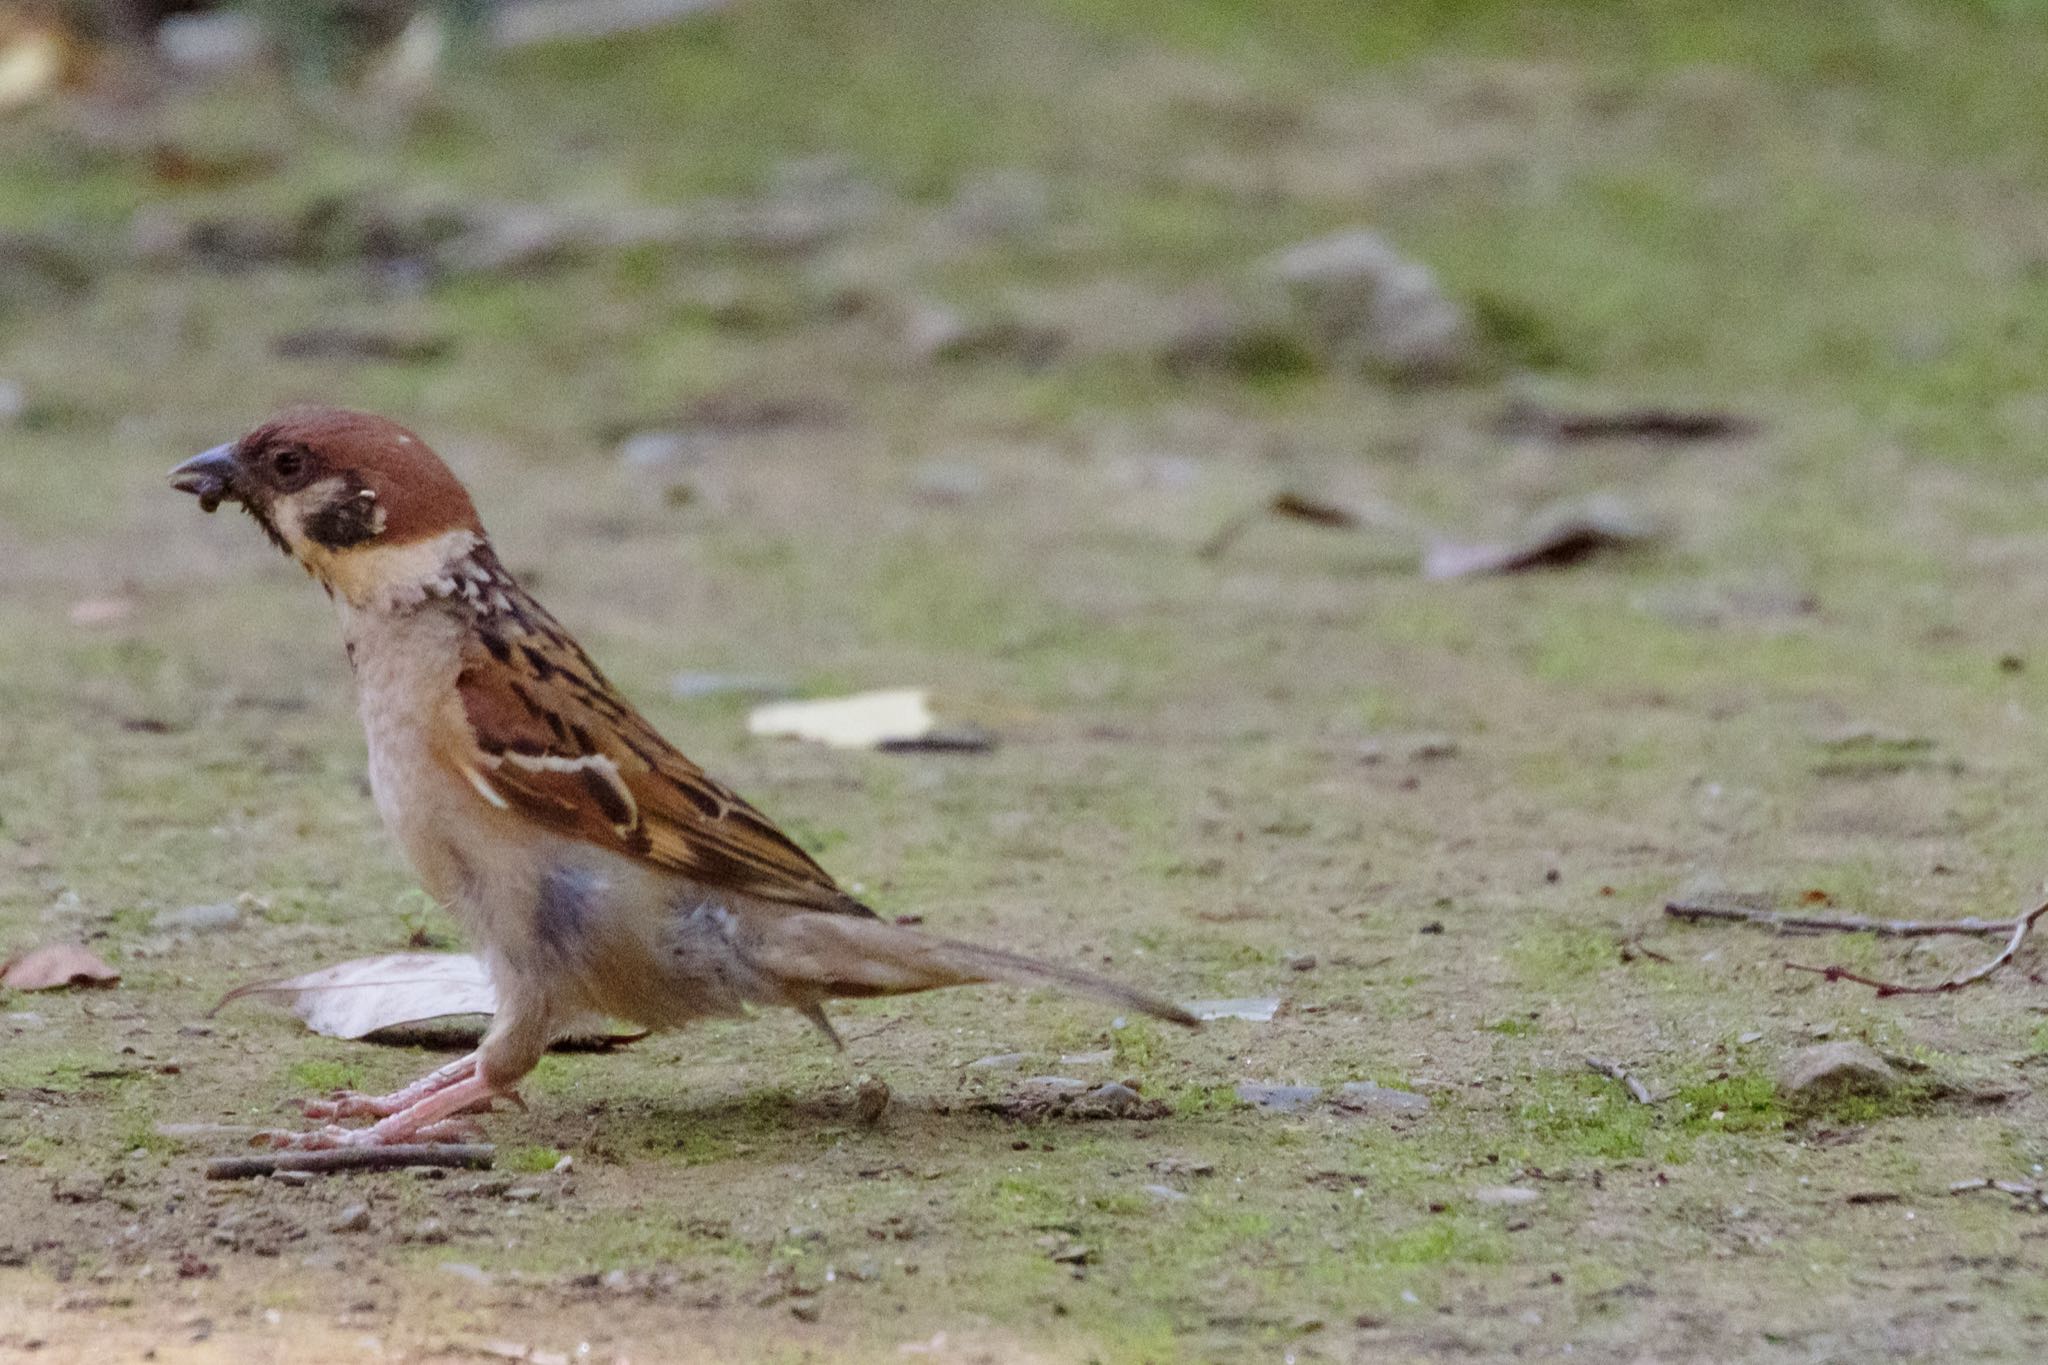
[8,2,2048,1361]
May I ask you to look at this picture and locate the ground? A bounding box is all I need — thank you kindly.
[6,1,2048,1360]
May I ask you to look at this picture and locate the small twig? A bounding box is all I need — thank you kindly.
[1949,1177,2048,1209]
[205,1144,495,1180]
[1664,900,2017,938]
[1782,897,2048,998]
[1584,1056,1654,1105]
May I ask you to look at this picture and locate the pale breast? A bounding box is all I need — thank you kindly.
[343,603,478,907]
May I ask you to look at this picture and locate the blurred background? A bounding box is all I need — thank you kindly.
[8,1,2048,1358]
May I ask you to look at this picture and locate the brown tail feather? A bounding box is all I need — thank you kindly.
[750,915,1199,1028]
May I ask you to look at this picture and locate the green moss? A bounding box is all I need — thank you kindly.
[286,1060,360,1094]
[502,1144,567,1174]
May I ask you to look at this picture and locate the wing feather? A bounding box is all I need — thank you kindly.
[444,569,871,919]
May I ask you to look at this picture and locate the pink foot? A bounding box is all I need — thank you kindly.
[301,1052,479,1120]
[263,1057,511,1149]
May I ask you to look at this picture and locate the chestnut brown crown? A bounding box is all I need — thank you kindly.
[172,407,484,558]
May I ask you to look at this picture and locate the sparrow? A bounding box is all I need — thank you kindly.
[170,407,1195,1148]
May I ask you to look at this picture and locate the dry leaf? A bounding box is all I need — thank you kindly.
[1422,496,1656,580]
[68,596,136,627]
[749,689,958,750]
[215,952,643,1046]
[215,953,495,1039]
[1,942,120,991]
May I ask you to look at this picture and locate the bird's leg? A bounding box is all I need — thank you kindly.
[302,1050,482,1120]
[263,976,553,1149]
[263,1070,510,1149]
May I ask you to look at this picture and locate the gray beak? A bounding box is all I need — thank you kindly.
[169,443,239,513]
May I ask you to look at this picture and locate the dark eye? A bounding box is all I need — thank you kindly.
[272,447,307,483]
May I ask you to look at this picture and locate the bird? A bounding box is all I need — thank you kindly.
[170,407,1196,1148]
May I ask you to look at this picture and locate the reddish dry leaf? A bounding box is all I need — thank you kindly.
[1,942,120,991]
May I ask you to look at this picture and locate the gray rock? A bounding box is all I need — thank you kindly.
[1071,1082,1144,1118]
[616,429,713,472]
[1777,1041,1899,1100]
[1333,1082,1432,1117]
[1236,1082,1323,1113]
[1266,228,1473,383]
[1473,1186,1539,1206]
[951,170,1051,239]
[152,902,241,933]
[1058,1050,1115,1067]
[332,1203,371,1233]
[1141,1184,1188,1203]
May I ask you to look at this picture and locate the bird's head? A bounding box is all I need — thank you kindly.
[171,407,485,605]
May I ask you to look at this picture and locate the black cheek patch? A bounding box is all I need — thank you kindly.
[302,483,384,549]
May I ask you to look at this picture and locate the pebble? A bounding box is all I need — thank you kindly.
[1071,1082,1144,1117]
[1058,1050,1114,1067]
[1235,1082,1322,1113]
[1777,1041,1899,1100]
[1142,1184,1188,1203]
[1332,1082,1432,1117]
[332,1204,370,1233]
[1473,1186,1539,1207]
[1265,227,1475,382]
[964,1052,1029,1070]
[152,902,241,933]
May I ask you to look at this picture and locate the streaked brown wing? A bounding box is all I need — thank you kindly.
[450,614,871,919]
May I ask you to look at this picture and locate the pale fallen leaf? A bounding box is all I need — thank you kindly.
[68,596,135,627]
[0,22,65,113]
[1185,996,1281,1023]
[215,953,494,1040]
[749,688,991,751]
[1,942,120,991]
[1422,495,1656,580]
[215,952,642,1045]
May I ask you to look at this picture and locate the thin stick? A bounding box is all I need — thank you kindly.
[1664,900,2016,938]
[205,1144,495,1180]
[1584,1056,1654,1105]
[1780,897,2048,998]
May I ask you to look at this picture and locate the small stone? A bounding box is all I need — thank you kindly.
[1473,1186,1539,1207]
[1071,1082,1143,1118]
[1332,1082,1432,1117]
[1777,1041,1899,1101]
[789,1298,822,1323]
[1286,955,1318,972]
[853,1075,890,1125]
[1141,1184,1188,1203]
[1058,1050,1114,1067]
[617,429,712,472]
[1235,1082,1323,1113]
[1266,228,1475,383]
[503,1186,543,1202]
[1737,1031,1764,1046]
[964,1052,1030,1070]
[270,1170,313,1187]
[908,461,988,504]
[332,1204,370,1233]
[1020,1076,1090,1093]
[441,1263,493,1286]
[152,902,241,933]
[1048,1243,1092,1265]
